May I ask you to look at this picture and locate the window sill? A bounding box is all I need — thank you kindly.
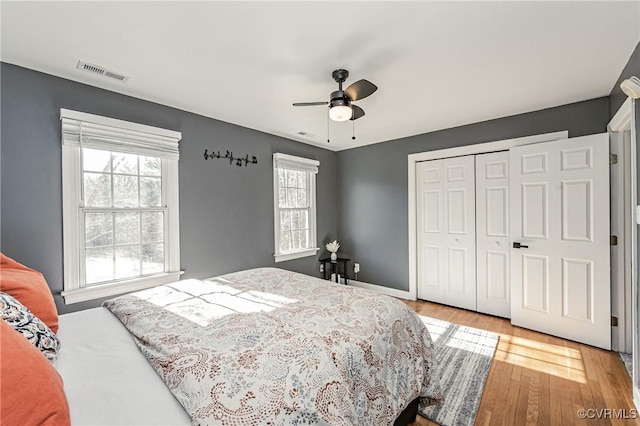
[61,271,183,304]
[274,247,319,263]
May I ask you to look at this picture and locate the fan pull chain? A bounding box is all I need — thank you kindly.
[352,119,356,140]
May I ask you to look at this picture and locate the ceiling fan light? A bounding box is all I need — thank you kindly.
[329,105,352,122]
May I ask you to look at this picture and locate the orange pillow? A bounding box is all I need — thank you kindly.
[0,320,71,425]
[0,253,59,333]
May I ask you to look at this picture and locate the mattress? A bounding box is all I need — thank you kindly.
[55,307,191,425]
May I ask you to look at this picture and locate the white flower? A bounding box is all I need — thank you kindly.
[325,240,340,253]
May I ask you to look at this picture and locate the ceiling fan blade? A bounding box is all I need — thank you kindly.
[292,102,328,106]
[351,105,365,120]
[344,79,377,101]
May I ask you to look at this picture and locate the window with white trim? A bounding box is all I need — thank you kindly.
[60,109,181,304]
[273,153,319,262]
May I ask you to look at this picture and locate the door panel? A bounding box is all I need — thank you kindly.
[522,183,548,239]
[561,180,592,241]
[422,246,442,291]
[510,133,610,349]
[561,258,593,321]
[486,251,508,299]
[476,151,511,317]
[448,247,467,293]
[443,156,476,310]
[486,188,508,236]
[522,254,549,312]
[417,160,445,302]
[423,191,441,232]
[417,156,476,310]
[447,189,468,234]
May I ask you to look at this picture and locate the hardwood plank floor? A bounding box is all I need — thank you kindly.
[403,300,638,426]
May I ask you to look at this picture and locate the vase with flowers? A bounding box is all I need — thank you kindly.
[326,240,340,261]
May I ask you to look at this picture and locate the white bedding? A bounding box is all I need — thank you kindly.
[56,307,191,426]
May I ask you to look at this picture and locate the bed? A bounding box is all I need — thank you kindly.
[54,267,441,424]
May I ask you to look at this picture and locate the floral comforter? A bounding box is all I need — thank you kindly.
[104,268,441,425]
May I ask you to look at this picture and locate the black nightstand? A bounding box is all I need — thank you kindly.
[319,257,350,284]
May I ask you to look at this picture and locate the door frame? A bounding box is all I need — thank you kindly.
[609,97,634,353]
[608,97,639,409]
[408,130,568,300]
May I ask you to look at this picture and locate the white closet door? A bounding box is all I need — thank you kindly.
[443,156,477,310]
[509,133,611,349]
[417,157,476,310]
[476,151,511,318]
[417,159,445,302]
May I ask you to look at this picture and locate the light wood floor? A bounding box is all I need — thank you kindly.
[402,300,638,426]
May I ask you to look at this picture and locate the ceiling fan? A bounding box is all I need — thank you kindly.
[293,69,378,122]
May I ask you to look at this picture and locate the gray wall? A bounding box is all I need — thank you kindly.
[336,98,610,291]
[0,63,338,314]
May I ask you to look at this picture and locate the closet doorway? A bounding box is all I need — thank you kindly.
[415,151,510,317]
[409,131,612,350]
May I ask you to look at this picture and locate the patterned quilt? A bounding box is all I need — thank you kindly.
[104,268,441,425]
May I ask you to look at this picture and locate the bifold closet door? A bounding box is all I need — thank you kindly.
[475,151,511,318]
[417,156,476,310]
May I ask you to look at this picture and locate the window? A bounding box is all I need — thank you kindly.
[273,153,319,262]
[60,109,181,303]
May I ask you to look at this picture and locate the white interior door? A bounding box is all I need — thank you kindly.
[416,156,476,310]
[509,133,611,349]
[476,151,511,318]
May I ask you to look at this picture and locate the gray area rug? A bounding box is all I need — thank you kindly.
[418,315,499,426]
[620,352,632,379]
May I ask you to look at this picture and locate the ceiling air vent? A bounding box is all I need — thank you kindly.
[76,61,129,82]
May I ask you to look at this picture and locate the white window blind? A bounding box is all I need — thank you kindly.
[273,153,319,174]
[60,109,181,160]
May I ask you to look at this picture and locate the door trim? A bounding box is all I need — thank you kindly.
[609,99,633,353]
[408,131,568,300]
[609,98,632,132]
[608,97,638,409]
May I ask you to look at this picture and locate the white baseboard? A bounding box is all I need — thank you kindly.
[347,279,415,301]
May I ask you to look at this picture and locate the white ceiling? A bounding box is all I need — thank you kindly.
[1,1,638,151]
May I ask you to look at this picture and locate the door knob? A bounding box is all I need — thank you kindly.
[513,242,529,249]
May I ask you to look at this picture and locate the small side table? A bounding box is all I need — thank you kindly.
[319,257,350,284]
